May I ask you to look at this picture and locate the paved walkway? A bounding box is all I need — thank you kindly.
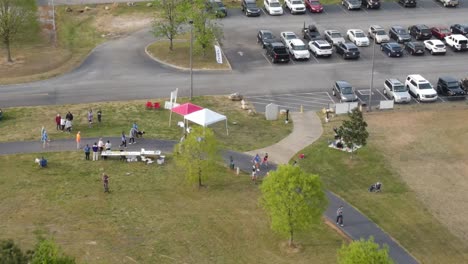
[0,112,418,264]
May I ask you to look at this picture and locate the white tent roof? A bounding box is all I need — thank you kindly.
[184,108,226,127]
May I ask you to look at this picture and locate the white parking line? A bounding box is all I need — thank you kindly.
[376,89,387,99]
[338,4,349,14]
[261,52,273,66]
[412,97,420,104]
[362,7,368,13]
[438,96,446,102]
[311,55,320,63]
[326,92,335,102]
[261,8,268,16]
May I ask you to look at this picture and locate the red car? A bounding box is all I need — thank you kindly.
[431,26,452,40]
[305,0,324,13]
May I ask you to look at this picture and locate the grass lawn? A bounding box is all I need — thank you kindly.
[147,41,231,70]
[0,152,344,263]
[295,108,468,263]
[0,96,292,152]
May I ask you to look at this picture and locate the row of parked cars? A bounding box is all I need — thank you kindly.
[257,23,468,61]
[332,75,468,103]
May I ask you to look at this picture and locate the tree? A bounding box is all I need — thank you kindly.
[260,165,327,247]
[31,239,75,264]
[174,126,220,188]
[337,108,369,155]
[338,236,393,264]
[152,0,185,51]
[0,0,38,62]
[0,239,32,264]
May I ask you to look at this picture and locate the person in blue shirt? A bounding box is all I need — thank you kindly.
[84,144,91,160]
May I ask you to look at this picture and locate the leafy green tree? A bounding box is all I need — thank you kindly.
[0,0,38,62]
[31,239,75,264]
[0,239,32,264]
[338,236,393,264]
[337,108,369,155]
[152,0,185,51]
[260,165,327,247]
[175,126,220,188]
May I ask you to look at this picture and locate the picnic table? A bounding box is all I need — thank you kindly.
[101,149,162,162]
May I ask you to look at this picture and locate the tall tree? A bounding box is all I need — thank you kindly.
[260,165,327,247]
[152,0,185,51]
[0,0,38,62]
[337,236,393,264]
[174,126,220,188]
[337,108,369,155]
[31,239,75,264]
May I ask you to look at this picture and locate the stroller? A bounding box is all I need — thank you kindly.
[368,182,382,193]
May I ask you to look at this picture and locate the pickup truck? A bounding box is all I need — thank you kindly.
[438,0,458,7]
[284,0,306,14]
[303,25,322,41]
[445,34,468,51]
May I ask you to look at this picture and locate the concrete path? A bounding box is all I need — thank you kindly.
[0,113,418,264]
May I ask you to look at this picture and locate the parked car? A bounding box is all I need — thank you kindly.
[436,76,466,98]
[405,74,438,102]
[431,26,451,40]
[445,34,468,51]
[335,42,360,59]
[424,39,446,55]
[242,0,262,16]
[362,0,380,8]
[303,25,322,41]
[389,26,411,43]
[408,24,432,40]
[285,0,306,14]
[437,0,458,7]
[207,0,227,17]
[264,0,284,15]
[381,42,403,57]
[304,0,324,13]
[398,0,416,7]
[368,25,390,44]
[347,29,370,47]
[450,24,468,37]
[383,79,411,103]
[332,81,358,102]
[257,30,276,48]
[308,40,333,57]
[280,31,298,45]
[324,30,345,46]
[265,42,290,63]
[285,39,310,60]
[342,0,362,9]
[405,41,425,55]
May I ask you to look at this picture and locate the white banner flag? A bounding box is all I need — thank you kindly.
[214,45,223,64]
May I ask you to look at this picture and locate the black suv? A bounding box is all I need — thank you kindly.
[335,42,360,59]
[362,0,380,9]
[257,30,276,48]
[265,42,290,63]
[389,26,411,43]
[405,42,425,55]
[241,0,261,16]
[398,0,416,7]
[408,25,432,40]
[450,24,468,37]
[303,25,322,41]
[437,76,466,99]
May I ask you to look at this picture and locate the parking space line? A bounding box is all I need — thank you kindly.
[261,53,273,66]
[412,97,420,104]
[289,57,296,64]
[261,8,267,16]
[250,96,333,105]
[438,96,445,102]
[280,95,335,103]
[338,4,349,14]
[311,55,320,63]
[326,92,335,102]
[376,89,387,99]
[250,101,302,111]
[248,98,331,107]
[362,8,368,13]
[248,92,329,98]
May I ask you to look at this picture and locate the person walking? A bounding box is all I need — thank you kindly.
[97,109,102,123]
[251,165,257,184]
[84,144,90,160]
[55,114,61,130]
[41,126,45,139]
[252,154,261,171]
[87,109,93,128]
[120,131,127,148]
[41,130,49,149]
[92,142,99,161]
[336,205,344,227]
[102,173,110,193]
[76,131,81,149]
[261,153,269,168]
[129,127,136,145]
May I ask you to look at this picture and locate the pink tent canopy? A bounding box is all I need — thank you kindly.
[171,103,203,116]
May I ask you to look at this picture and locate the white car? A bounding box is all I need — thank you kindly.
[405,74,438,102]
[347,29,370,47]
[324,30,345,46]
[285,0,306,14]
[368,25,390,44]
[280,31,298,45]
[286,39,310,60]
[264,0,284,15]
[308,40,333,57]
[424,39,446,55]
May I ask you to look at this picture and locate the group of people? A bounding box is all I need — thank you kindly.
[83,138,112,161]
[54,111,75,133]
[87,109,102,128]
[251,153,269,183]
[120,122,143,148]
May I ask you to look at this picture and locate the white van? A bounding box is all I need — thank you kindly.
[264,0,284,15]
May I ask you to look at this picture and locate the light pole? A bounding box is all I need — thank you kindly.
[189,20,194,101]
[368,38,376,112]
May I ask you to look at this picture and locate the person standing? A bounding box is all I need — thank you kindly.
[251,165,257,184]
[97,109,102,123]
[41,130,49,149]
[253,154,261,171]
[41,126,45,139]
[120,131,127,148]
[55,114,61,130]
[262,153,269,168]
[66,111,73,121]
[76,131,81,149]
[84,144,90,160]
[102,173,110,193]
[65,119,72,133]
[97,138,104,154]
[88,109,93,128]
[336,205,344,227]
[92,142,99,161]
[60,116,66,131]
[103,140,112,160]
[129,127,136,145]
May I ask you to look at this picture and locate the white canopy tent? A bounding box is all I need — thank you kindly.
[184,109,228,135]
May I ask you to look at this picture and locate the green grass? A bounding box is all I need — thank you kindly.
[0,97,292,152]
[0,152,343,263]
[295,114,468,263]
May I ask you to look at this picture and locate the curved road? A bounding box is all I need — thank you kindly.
[2,2,468,107]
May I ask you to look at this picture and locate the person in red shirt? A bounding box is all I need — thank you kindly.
[55,114,61,130]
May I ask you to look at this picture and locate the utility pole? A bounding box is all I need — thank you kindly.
[189,20,194,101]
[368,38,376,111]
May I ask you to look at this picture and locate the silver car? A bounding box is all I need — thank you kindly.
[333,81,358,102]
[383,79,411,103]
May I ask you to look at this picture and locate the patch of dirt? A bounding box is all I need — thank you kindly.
[365,106,468,243]
[94,14,153,36]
